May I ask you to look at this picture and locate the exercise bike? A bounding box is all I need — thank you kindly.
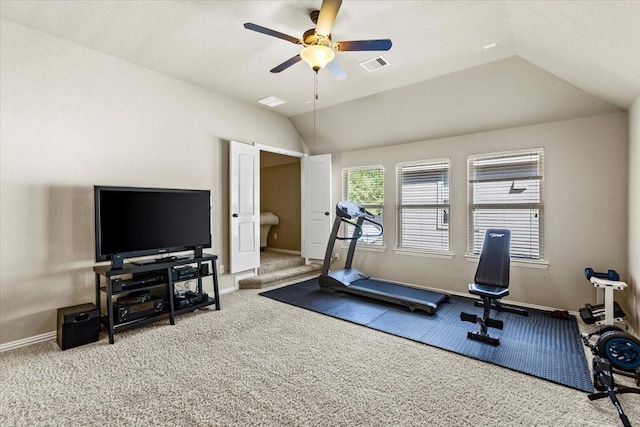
[582,328,640,427]
[580,268,640,426]
[588,356,640,427]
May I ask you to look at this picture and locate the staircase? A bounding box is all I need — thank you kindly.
[238,252,322,289]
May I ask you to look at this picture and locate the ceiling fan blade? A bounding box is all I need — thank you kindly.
[270,55,302,73]
[326,60,347,80]
[334,39,392,52]
[244,23,301,45]
[315,0,342,37]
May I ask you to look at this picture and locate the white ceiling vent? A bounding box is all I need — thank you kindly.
[360,56,389,72]
[257,96,286,107]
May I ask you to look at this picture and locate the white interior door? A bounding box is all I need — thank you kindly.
[229,141,260,273]
[301,154,332,260]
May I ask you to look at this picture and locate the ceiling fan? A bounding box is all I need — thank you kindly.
[244,0,392,79]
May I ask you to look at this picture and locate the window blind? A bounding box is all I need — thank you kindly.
[342,166,384,245]
[396,159,450,252]
[468,148,544,260]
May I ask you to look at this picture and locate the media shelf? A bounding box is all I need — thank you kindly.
[94,254,220,344]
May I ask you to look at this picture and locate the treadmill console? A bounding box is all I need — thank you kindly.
[336,201,370,219]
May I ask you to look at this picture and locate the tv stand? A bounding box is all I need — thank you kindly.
[94,254,220,344]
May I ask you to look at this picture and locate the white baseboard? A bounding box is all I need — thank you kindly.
[220,284,238,294]
[371,277,580,315]
[443,289,580,316]
[0,331,56,353]
[1,286,241,353]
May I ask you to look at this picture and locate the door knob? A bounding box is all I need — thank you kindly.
[232,213,238,218]
[324,212,329,216]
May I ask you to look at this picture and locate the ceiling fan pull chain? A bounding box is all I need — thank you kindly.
[313,72,318,144]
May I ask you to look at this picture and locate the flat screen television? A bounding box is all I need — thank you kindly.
[94,186,211,268]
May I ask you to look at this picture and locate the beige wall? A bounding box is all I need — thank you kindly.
[332,112,629,313]
[0,20,308,345]
[1,17,637,346]
[260,153,301,252]
[629,96,640,334]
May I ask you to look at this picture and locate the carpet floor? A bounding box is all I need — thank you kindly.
[260,278,594,392]
[1,281,638,426]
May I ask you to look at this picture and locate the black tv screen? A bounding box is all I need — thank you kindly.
[94,186,211,263]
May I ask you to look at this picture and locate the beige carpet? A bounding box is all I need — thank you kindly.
[1,281,638,427]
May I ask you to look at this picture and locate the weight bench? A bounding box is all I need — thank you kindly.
[460,229,528,346]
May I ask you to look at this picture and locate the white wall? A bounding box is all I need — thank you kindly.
[331,113,629,313]
[0,20,308,345]
[629,96,640,334]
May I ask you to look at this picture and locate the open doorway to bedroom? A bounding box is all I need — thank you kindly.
[259,150,302,269]
[259,151,301,254]
[230,140,330,285]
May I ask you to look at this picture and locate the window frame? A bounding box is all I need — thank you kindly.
[467,148,546,265]
[341,165,385,247]
[395,158,452,256]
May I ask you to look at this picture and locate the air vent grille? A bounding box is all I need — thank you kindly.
[360,56,389,72]
[257,96,286,107]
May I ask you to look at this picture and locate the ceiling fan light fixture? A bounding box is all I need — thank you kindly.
[300,45,335,72]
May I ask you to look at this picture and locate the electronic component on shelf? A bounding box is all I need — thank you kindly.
[111,274,164,292]
[116,290,153,305]
[113,296,165,324]
[174,290,208,307]
[171,265,199,282]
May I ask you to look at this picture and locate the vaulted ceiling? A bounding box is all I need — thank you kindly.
[1,1,638,154]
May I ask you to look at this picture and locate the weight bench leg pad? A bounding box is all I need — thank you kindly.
[467,331,500,346]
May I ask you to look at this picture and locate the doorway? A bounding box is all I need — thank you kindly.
[229,140,331,275]
[259,151,302,258]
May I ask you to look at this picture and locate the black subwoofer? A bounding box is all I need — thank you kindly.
[57,303,100,350]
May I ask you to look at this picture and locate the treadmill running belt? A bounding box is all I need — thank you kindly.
[351,279,449,306]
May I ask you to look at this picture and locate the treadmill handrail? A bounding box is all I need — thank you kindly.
[338,216,383,240]
[360,216,383,238]
[336,218,364,240]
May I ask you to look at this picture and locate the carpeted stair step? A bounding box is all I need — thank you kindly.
[258,255,305,274]
[239,263,322,289]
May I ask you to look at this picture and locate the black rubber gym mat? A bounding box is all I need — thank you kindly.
[260,278,593,392]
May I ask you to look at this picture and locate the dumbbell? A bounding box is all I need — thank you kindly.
[584,267,620,281]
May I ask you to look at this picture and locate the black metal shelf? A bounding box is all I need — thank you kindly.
[100,312,167,331]
[99,282,164,295]
[174,296,217,315]
[99,273,214,296]
[99,297,216,332]
[94,254,220,344]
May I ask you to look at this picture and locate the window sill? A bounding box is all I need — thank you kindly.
[394,248,454,260]
[340,243,386,253]
[464,254,549,269]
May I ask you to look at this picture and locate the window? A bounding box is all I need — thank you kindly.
[396,159,450,252]
[468,148,544,260]
[342,166,384,246]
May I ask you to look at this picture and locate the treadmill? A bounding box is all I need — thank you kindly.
[319,201,450,315]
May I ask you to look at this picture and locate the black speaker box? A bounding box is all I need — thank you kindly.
[57,303,100,350]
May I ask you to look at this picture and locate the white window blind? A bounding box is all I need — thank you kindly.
[342,166,384,245]
[468,148,544,260]
[396,159,450,252]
